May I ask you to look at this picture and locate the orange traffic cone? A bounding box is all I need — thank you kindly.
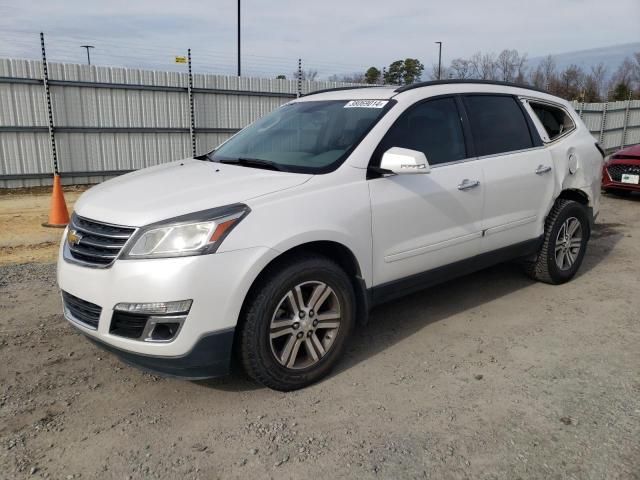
[42,174,70,228]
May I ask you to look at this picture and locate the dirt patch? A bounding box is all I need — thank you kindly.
[0,187,88,265]
[0,193,639,479]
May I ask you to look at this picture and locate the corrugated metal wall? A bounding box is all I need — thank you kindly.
[0,58,359,188]
[1,57,639,188]
[572,99,640,151]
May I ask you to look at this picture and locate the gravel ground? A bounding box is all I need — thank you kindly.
[0,193,639,479]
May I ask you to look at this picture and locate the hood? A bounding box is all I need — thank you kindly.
[614,143,640,159]
[73,159,312,226]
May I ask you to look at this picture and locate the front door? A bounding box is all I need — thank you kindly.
[368,96,484,287]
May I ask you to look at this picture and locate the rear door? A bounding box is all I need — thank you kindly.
[368,96,484,287]
[462,94,555,252]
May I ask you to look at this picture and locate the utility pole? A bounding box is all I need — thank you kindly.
[297,58,302,98]
[237,0,241,77]
[435,41,442,80]
[187,49,196,157]
[41,33,58,175]
[80,45,95,65]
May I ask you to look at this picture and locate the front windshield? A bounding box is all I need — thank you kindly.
[209,99,393,173]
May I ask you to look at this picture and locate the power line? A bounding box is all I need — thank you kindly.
[0,31,374,80]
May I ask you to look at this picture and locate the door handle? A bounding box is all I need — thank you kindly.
[535,165,552,175]
[457,179,480,191]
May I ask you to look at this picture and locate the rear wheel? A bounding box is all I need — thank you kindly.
[524,199,590,284]
[238,255,355,391]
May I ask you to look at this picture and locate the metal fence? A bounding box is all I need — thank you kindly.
[571,98,640,151]
[1,57,639,188]
[0,58,359,188]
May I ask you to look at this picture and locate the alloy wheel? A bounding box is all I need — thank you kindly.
[269,281,341,370]
[554,217,582,271]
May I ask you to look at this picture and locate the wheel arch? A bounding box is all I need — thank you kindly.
[546,188,593,241]
[233,240,370,361]
[557,188,590,206]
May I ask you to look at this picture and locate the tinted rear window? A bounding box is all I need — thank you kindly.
[463,95,533,156]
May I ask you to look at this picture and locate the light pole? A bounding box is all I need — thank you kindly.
[237,0,241,77]
[80,45,94,65]
[435,41,442,80]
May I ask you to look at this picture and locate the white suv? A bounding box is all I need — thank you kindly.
[57,80,603,391]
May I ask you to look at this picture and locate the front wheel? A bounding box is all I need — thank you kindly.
[238,255,355,391]
[524,199,590,285]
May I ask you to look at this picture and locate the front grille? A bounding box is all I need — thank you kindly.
[67,214,136,267]
[607,163,640,182]
[62,291,102,329]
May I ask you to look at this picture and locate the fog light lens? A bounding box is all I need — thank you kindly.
[114,300,192,315]
[150,322,181,341]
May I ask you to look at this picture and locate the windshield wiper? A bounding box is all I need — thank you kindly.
[218,158,286,172]
[194,152,214,161]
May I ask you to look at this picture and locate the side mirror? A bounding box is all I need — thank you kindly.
[379,147,430,175]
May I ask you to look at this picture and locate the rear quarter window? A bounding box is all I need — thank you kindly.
[463,95,534,157]
[529,101,575,141]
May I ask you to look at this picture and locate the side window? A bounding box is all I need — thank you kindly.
[463,95,533,156]
[377,97,466,166]
[530,102,575,141]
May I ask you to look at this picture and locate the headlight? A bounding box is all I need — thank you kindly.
[121,204,249,259]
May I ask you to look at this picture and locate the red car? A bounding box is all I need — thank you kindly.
[602,144,640,195]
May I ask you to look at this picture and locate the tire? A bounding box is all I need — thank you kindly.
[238,254,355,391]
[524,199,590,285]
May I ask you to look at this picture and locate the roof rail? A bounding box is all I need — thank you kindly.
[301,85,384,97]
[394,79,549,95]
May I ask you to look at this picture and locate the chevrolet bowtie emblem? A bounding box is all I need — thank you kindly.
[67,229,83,246]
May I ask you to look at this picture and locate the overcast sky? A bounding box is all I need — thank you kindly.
[0,0,638,77]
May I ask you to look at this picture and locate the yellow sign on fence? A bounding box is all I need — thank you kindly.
[175,56,187,64]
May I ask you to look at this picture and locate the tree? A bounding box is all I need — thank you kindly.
[612,82,631,101]
[539,55,557,88]
[275,74,286,80]
[514,54,528,85]
[428,62,448,80]
[469,52,498,80]
[608,57,636,98]
[496,49,526,83]
[383,58,424,85]
[449,58,473,79]
[530,66,545,89]
[633,52,640,97]
[612,58,635,86]
[384,60,405,85]
[403,58,424,84]
[557,64,584,100]
[581,74,601,102]
[589,63,607,100]
[364,67,381,84]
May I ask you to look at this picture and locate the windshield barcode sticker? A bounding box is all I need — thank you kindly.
[344,100,388,109]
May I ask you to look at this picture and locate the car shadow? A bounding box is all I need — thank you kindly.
[196,222,624,392]
[334,262,534,377]
[577,221,625,277]
[602,191,640,202]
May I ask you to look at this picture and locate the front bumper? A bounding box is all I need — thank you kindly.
[85,328,236,379]
[602,162,640,191]
[57,237,279,378]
